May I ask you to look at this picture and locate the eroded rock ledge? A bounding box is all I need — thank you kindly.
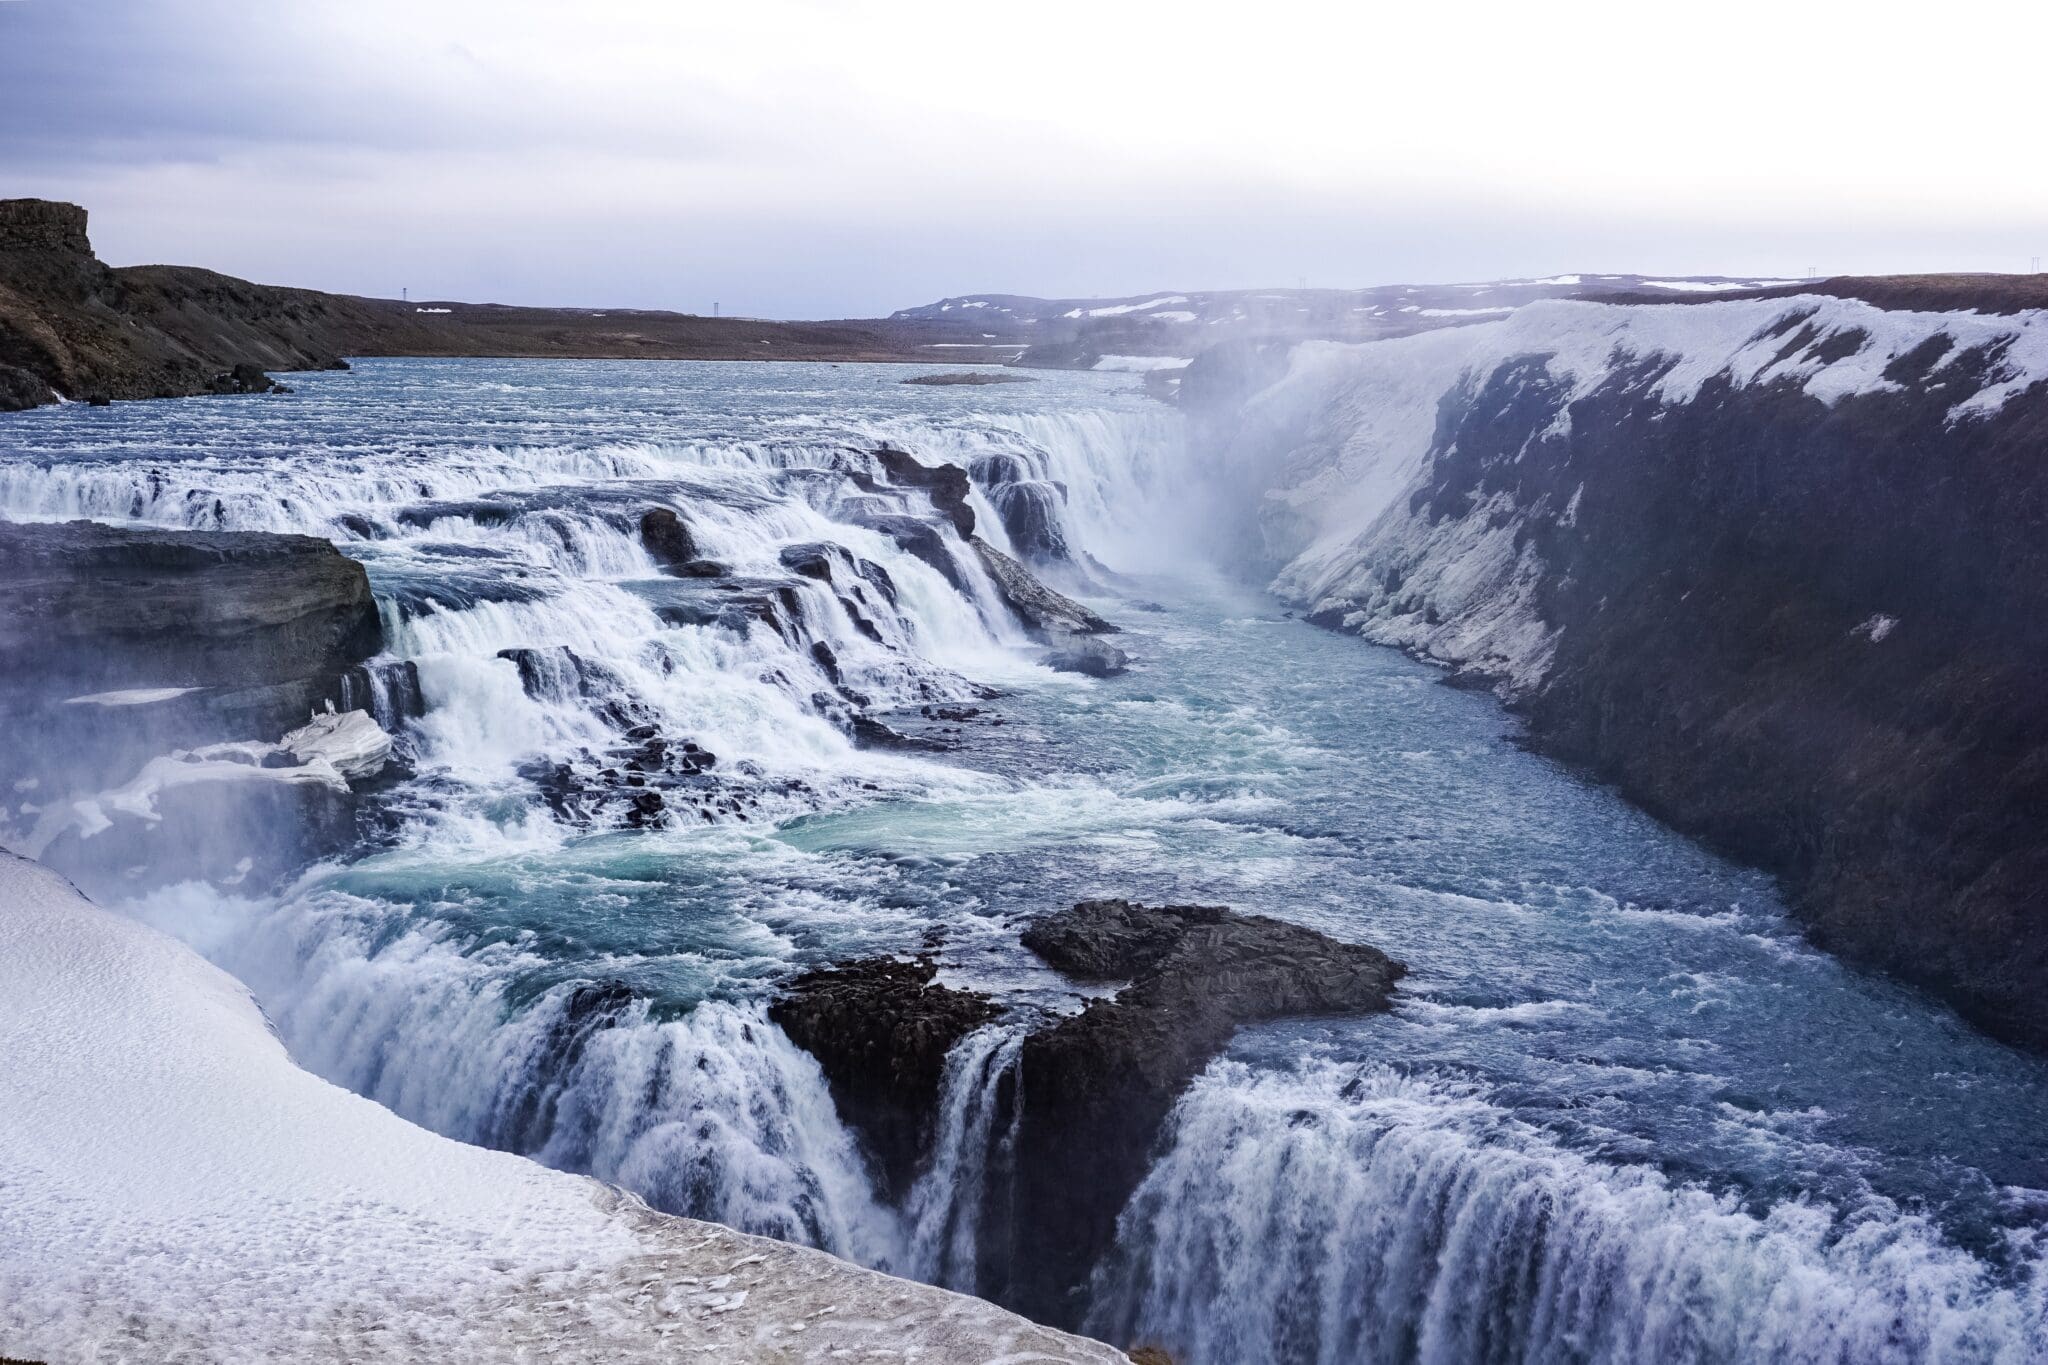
[774,899,1404,1327]
[0,519,396,893]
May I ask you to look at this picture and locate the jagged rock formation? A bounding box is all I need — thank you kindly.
[774,901,1403,1326]
[769,956,999,1200]
[874,445,978,538]
[1218,295,2048,1048]
[852,444,1126,671]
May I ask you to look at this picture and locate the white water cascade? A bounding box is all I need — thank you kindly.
[904,1024,1027,1292]
[1089,1061,2048,1365]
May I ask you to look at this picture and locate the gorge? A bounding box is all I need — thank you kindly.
[5,252,2048,1364]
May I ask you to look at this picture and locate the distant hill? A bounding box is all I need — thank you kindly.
[0,199,998,410]
[9,197,2043,412]
[889,275,1810,371]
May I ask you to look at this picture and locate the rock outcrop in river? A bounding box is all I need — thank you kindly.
[1207,293,2048,1048]
[775,899,1404,1326]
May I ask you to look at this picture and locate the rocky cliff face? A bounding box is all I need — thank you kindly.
[0,520,392,893]
[1209,295,2048,1047]
[0,199,355,407]
[775,900,1403,1327]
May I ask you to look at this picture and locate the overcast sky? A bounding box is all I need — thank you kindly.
[4,0,2045,317]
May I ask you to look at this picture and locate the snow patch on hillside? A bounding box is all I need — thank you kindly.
[1061,296,1189,319]
[0,853,1123,1363]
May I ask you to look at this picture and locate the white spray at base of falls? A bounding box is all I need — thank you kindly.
[904,1024,1026,1292]
[1088,1060,2048,1365]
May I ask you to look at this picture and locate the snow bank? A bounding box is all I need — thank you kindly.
[0,854,1124,1363]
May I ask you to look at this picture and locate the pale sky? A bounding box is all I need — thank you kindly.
[4,0,2045,317]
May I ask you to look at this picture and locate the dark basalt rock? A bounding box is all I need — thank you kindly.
[874,445,977,537]
[396,500,520,530]
[987,481,1074,564]
[770,955,1000,1199]
[639,507,698,570]
[202,361,282,395]
[0,519,381,706]
[1000,901,1402,1324]
[777,900,1402,1324]
[850,511,964,591]
[780,541,836,582]
[677,557,727,578]
[969,537,1116,638]
[1044,634,1129,678]
[0,362,52,412]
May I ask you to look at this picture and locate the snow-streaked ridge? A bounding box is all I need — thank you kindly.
[1228,294,2048,693]
[0,853,1123,1363]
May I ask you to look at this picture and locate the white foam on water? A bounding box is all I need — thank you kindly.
[1091,1059,2048,1365]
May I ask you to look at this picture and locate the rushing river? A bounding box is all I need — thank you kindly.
[4,358,2046,1363]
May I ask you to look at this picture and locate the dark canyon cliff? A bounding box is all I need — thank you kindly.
[1204,293,2048,1049]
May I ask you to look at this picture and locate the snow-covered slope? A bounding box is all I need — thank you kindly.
[0,853,1125,1363]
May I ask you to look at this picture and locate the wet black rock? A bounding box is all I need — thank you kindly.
[848,713,949,751]
[986,481,1073,563]
[778,900,1402,1324]
[999,900,1403,1324]
[780,542,836,582]
[875,446,977,537]
[851,512,963,591]
[0,519,381,712]
[770,955,1000,1199]
[396,500,519,530]
[1044,634,1129,678]
[0,362,52,411]
[639,507,699,570]
[202,361,283,395]
[969,537,1115,637]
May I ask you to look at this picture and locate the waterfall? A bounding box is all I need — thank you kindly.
[904,1024,1026,1292]
[165,881,906,1268]
[1088,1060,2048,1365]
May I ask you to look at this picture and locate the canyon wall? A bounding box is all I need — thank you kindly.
[1204,295,2048,1047]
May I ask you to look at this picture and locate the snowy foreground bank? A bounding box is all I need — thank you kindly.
[0,854,1123,1363]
